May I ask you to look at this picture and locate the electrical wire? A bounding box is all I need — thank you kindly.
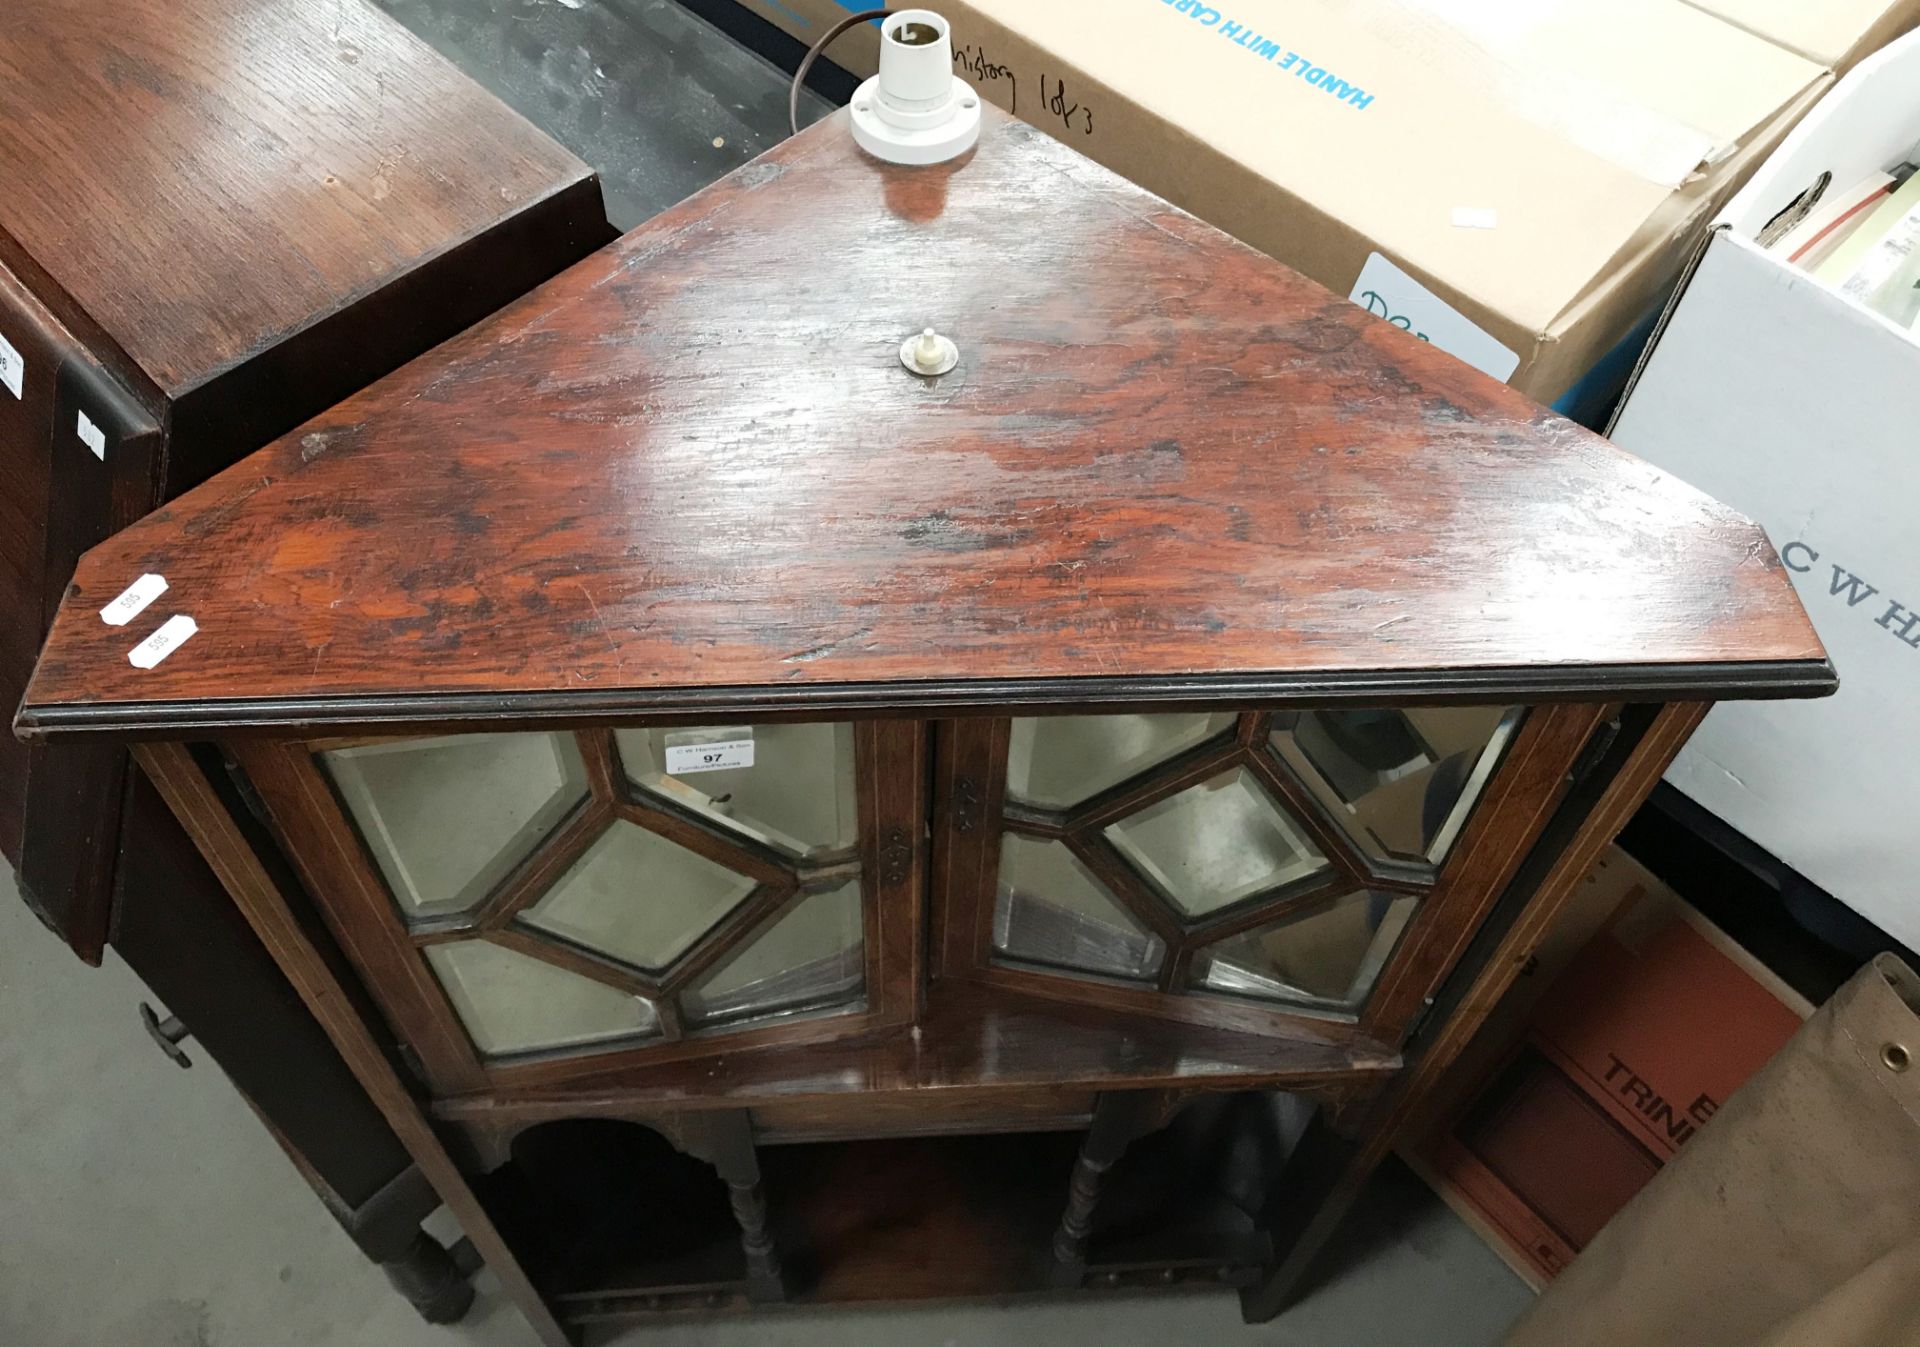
[790,8,892,137]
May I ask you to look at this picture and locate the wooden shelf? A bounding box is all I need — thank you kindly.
[434,982,1399,1127]
[541,1130,1265,1329]
[773,1132,1079,1304]
[463,1009,1314,1328]
[480,1118,747,1310]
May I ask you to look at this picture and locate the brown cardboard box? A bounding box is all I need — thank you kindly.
[746,1,1916,417]
[1688,0,1920,66]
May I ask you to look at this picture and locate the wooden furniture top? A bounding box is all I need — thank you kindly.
[0,0,594,400]
[18,106,1831,740]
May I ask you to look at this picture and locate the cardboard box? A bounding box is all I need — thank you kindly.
[1407,849,1808,1288]
[733,0,1916,420]
[1607,30,1920,953]
[1686,0,1920,67]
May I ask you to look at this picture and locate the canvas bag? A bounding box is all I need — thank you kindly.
[1503,953,1920,1347]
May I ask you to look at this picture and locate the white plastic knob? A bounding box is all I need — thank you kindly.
[900,326,959,376]
[849,11,982,166]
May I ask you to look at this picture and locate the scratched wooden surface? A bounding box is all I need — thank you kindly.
[20,106,1831,736]
[0,0,596,400]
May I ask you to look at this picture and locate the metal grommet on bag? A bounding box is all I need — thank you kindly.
[1881,1041,1911,1072]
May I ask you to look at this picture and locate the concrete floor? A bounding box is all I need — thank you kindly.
[0,862,1531,1347]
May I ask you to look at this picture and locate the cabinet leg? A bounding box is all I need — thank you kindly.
[1238,1110,1371,1322]
[329,1165,479,1324]
[1051,1145,1116,1274]
[382,1229,479,1325]
[693,1111,788,1302]
[1051,1092,1175,1285]
[726,1176,785,1302]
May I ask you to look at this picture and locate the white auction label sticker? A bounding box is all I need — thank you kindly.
[77,409,107,460]
[128,614,197,669]
[0,330,22,400]
[100,573,168,626]
[1348,251,1521,383]
[664,735,755,775]
[1450,206,1499,230]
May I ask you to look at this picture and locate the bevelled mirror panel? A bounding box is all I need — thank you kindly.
[324,733,589,920]
[424,940,659,1058]
[518,819,758,972]
[680,878,866,1028]
[615,722,858,861]
[1190,890,1418,1013]
[1103,766,1328,919]
[1004,712,1235,811]
[992,834,1164,982]
[1269,707,1521,876]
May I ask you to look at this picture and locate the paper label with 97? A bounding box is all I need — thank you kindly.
[665,738,754,774]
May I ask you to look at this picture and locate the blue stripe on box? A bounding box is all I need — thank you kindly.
[759,0,818,25]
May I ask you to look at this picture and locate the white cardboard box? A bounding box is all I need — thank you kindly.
[1608,30,1920,951]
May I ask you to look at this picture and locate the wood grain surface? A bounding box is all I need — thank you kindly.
[19,105,1830,738]
[0,0,597,400]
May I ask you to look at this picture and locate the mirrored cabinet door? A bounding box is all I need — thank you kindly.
[244,720,924,1093]
[326,732,593,921]
[941,706,1558,1040]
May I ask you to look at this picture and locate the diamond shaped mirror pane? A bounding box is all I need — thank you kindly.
[992,835,1164,982]
[680,878,866,1029]
[1005,712,1236,811]
[1191,891,1418,1013]
[1103,767,1328,919]
[323,733,589,920]
[615,723,857,860]
[1269,707,1521,874]
[425,940,658,1058]
[519,820,758,972]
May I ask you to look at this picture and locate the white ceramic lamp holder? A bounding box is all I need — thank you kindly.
[849,10,982,166]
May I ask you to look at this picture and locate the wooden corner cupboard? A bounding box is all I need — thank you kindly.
[15,101,1832,1344]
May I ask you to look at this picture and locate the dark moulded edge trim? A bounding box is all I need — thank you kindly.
[14,658,1837,743]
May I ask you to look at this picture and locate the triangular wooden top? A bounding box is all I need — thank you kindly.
[18,107,1829,740]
